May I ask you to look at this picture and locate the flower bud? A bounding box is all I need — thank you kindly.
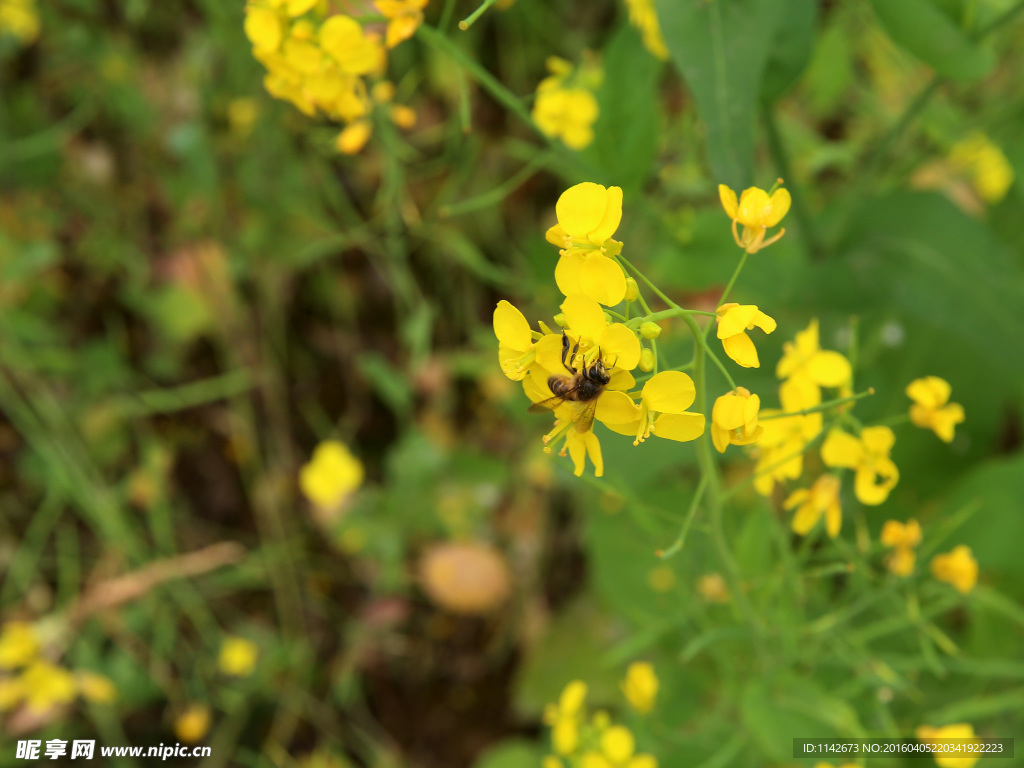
[553,313,567,327]
[639,348,655,372]
[640,321,662,339]
[624,278,639,302]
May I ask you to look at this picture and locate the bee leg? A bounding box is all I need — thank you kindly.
[560,332,576,374]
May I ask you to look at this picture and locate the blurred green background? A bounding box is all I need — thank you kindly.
[1,0,1024,766]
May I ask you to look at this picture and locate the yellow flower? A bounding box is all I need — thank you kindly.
[623,0,668,59]
[601,726,635,763]
[175,704,212,743]
[710,387,762,453]
[822,426,899,505]
[696,573,730,603]
[621,662,658,714]
[786,474,843,538]
[77,671,117,704]
[915,723,981,768]
[545,183,627,306]
[0,676,23,711]
[880,518,921,576]
[906,376,964,443]
[533,58,601,151]
[931,545,978,594]
[718,183,791,254]
[219,636,259,677]
[752,383,822,496]
[493,300,545,381]
[375,0,428,48]
[776,319,852,403]
[544,681,588,756]
[0,0,40,45]
[20,660,78,712]
[597,371,705,446]
[538,294,641,374]
[319,15,383,75]
[715,303,776,368]
[543,758,564,768]
[299,440,364,510]
[950,132,1015,204]
[0,621,40,669]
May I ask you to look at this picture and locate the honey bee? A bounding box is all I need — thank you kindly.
[529,332,612,433]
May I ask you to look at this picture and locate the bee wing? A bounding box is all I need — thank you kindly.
[527,394,568,413]
[574,398,599,433]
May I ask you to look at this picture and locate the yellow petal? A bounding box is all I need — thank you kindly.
[825,498,842,538]
[718,184,738,219]
[905,376,951,408]
[933,403,965,442]
[821,429,863,469]
[597,323,641,371]
[493,300,532,350]
[287,0,319,15]
[245,7,284,52]
[854,466,892,505]
[561,294,606,344]
[556,182,611,240]
[579,253,627,306]
[752,309,776,334]
[723,332,759,368]
[807,350,852,388]
[711,423,730,453]
[588,186,623,245]
[534,334,567,376]
[716,304,758,338]
[861,426,895,456]
[642,371,696,413]
[653,412,705,442]
[554,251,586,297]
[567,431,603,477]
[546,223,569,247]
[790,498,819,535]
[765,188,791,227]
[712,393,747,430]
[607,369,635,391]
[596,390,640,424]
[737,187,770,227]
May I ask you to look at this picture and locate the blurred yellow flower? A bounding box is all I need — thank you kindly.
[219,636,259,677]
[931,545,978,594]
[623,0,668,59]
[880,518,922,576]
[77,671,118,704]
[376,0,428,48]
[719,183,790,254]
[621,662,658,714]
[710,387,762,453]
[950,132,1014,204]
[822,426,899,505]
[175,704,212,743]
[544,680,587,755]
[494,299,543,381]
[299,440,364,510]
[20,660,78,712]
[601,725,635,763]
[915,723,981,768]
[906,376,964,443]
[696,573,730,603]
[545,183,627,306]
[0,677,23,711]
[716,303,776,368]
[0,0,39,44]
[0,621,40,669]
[776,319,852,403]
[533,57,601,151]
[752,384,822,497]
[786,474,843,538]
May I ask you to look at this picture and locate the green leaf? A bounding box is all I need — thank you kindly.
[472,740,541,768]
[658,0,784,187]
[868,0,994,81]
[760,0,819,103]
[589,23,663,193]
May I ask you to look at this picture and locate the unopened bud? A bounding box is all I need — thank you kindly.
[639,348,655,372]
[625,277,639,302]
[553,313,567,328]
[640,321,662,339]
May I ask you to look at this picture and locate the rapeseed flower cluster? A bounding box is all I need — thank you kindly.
[880,518,922,576]
[532,56,602,150]
[0,621,116,716]
[949,132,1014,205]
[243,0,422,154]
[0,0,37,45]
[543,669,659,768]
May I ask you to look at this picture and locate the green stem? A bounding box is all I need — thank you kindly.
[759,388,875,420]
[658,474,708,560]
[616,254,680,310]
[458,0,501,29]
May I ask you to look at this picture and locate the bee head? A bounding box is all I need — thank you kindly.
[586,357,611,385]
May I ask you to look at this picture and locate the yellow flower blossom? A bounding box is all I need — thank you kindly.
[710,387,762,453]
[0,621,40,669]
[544,681,587,755]
[299,440,364,510]
[219,636,259,677]
[540,294,641,374]
[716,303,777,368]
[597,371,705,446]
[776,319,852,403]
[0,677,23,711]
[623,0,668,59]
[881,518,922,576]
[696,573,730,603]
[752,383,822,496]
[931,545,978,594]
[601,726,635,763]
[786,474,843,538]
[718,183,791,254]
[0,0,39,45]
[621,662,658,714]
[20,660,78,713]
[822,426,899,505]
[376,0,428,48]
[950,132,1014,204]
[533,57,601,151]
[494,299,545,381]
[175,704,212,743]
[77,671,117,704]
[906,376,964,443]
[915,723,981,768]
[546,183,628,306]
